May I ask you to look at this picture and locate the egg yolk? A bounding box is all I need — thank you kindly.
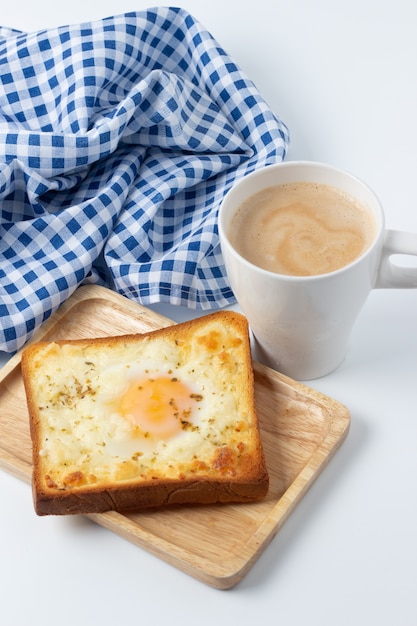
[118,376,198,440]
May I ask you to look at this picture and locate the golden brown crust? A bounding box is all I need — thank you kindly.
[21,311,269,516]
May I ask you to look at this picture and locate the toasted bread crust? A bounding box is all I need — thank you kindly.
[22,311,269,516]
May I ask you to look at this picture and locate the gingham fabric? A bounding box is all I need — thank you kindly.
[0,7,289,353]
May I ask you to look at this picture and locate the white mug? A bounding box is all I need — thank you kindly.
[218,161,417,380]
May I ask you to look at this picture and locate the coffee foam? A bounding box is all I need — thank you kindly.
[229,182,376,276]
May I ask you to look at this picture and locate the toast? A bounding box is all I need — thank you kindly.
[21,311,269,516]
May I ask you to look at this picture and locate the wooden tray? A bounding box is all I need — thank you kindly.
[0,285,350,589]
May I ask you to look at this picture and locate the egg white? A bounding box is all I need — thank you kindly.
[35,339,241,483]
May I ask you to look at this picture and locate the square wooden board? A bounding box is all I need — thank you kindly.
[0,285,350,588]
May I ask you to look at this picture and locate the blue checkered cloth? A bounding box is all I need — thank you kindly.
[0,7,289,353]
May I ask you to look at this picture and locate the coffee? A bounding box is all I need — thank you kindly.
[229,182,376,276]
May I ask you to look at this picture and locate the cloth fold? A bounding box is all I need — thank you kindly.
[0,7,289,353]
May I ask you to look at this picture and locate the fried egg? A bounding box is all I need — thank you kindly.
[101,366,204,451]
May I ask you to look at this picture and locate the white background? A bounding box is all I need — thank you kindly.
[0,2,416,625]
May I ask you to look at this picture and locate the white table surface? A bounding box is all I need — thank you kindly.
[1,1,416,624]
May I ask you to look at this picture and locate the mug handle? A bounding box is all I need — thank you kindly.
[376,230,417,288]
